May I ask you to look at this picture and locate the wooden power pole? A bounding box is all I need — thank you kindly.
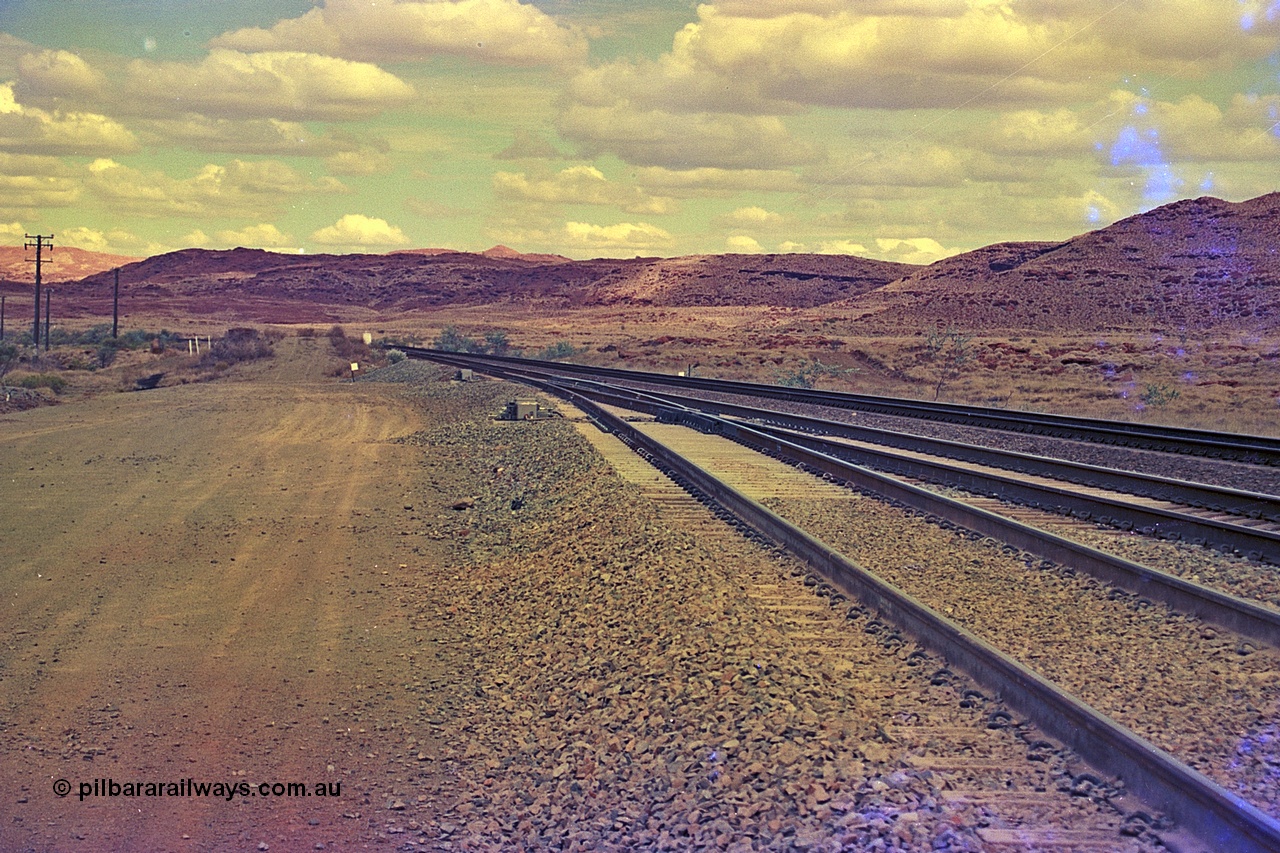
[25,234,52,345]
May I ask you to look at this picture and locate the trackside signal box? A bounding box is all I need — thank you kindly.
[501,400,547,421]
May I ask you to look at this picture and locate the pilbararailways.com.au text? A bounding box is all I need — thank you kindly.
[56,778,341,802]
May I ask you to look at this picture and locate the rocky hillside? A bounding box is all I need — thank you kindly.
[846,193,1280,332]
[0,245,139,283]
[52,246,914,317]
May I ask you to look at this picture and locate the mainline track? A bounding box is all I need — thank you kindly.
[530,376,1280,566]
[598,385,1280,524]
[403,348,1280,852]
[399,348,1280,466]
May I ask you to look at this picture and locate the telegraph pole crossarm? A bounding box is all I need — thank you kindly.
[24,234,52,347]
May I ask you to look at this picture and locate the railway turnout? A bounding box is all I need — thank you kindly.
[402,348,1280,853]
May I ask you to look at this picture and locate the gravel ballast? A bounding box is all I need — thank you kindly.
[361,366,1158,852]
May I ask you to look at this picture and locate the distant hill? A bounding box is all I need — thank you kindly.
[392,245,571,264]
[844,193,1280,332]
[0,245,140,284]
[7,192,1280,332]
[53,245,914,322]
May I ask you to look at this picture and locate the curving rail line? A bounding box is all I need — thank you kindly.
[522,374,1280,565]
[400,348,1280,465]
[403,347,1280,852]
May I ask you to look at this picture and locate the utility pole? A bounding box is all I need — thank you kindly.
[112,268,120,338]
[25,234,52,346]
[1,294,5,340]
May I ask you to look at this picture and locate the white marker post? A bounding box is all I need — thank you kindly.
[351,362,359,383]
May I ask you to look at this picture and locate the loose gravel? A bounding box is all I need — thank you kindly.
[759,485,1280,818]
[621,381,1280,496]
[927,483,1280,612]
[355,363,1159,852]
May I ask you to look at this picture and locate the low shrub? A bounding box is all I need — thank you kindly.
[199,328,274,366]
[534,341,583,361]
[12,372,67,393]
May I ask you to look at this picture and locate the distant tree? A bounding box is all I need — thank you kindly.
[923,323,972,401]
[535,341,582,361]
[483,330,512,356]
[433,325,476,352]
[775,359,854,389]
[0,341,17,384]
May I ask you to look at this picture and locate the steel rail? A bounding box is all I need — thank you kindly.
[416,351,1280,564]
[544,383,1280,853]
[744,420,1280,564]
[560,379,1280,649]
[398,347,1280,465]
[409,349,1280,649]
[597,384,1280,524]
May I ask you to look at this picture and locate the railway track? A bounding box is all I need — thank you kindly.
[398,348,1280,466]
[543,378,1280,567]
[402,349,1280,852]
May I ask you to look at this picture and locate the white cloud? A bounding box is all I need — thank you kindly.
[311,214,411,247]
[16,49,105,98]
[0,83,135,155]
[637,2,1279,113]
[136,116,368,157]
[562,220,673,252]
[0,152,79,211]
[559,102,817,169]
[873,236,955,265]
[816,239,870,256]
[211,0,588,68]
[493,165,675,214]
[724,205,784,227]
[62,226,167,256]
[216,223,294,247]
[124,49,415,121]
[83,157,345,218]
[634,166,803,196]
[726,234,764,253]
[59,226,140,253]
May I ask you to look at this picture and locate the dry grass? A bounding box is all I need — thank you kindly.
[22,304,1280,438]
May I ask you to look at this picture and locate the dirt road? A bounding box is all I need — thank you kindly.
[1,337,447,851]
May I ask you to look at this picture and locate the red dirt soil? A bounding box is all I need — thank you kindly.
[0,337,448,851]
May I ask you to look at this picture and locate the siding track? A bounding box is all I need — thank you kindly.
[400,349,1280,465]
[404,349,1280,852]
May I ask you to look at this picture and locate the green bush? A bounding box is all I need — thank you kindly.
[774,359,852,389]
[433,325,480,353]
[535,341,582,361]
[1140,383,1181,408]
[13,373,67,393]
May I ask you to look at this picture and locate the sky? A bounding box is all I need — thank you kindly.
[0,0,1276,263]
